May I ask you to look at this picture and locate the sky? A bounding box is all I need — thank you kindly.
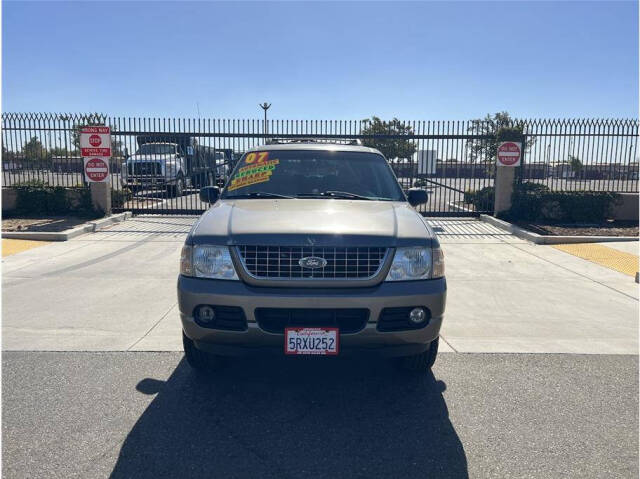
[2,1,638,120]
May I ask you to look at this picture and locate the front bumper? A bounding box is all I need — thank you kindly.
[123,177,170,186]
[178,276,446,357]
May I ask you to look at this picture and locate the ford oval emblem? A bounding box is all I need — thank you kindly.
[298,256,327,269]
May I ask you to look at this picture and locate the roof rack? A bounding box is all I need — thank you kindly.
[265,138,363,146]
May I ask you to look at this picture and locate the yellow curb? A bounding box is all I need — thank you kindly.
[2,239,50,257]
[552,243,639,277]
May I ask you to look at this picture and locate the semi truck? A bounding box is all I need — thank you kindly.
[121,134,232,196]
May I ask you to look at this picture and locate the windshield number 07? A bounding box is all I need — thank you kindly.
[244,152,269,164]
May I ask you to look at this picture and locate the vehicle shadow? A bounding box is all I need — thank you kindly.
[110,356,468,479]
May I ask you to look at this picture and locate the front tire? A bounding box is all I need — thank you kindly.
[182,332,224,373]
[167,176,184,197]
[398,337,439,372]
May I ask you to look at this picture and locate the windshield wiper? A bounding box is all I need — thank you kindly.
[296,190,374,200]
[227,191,294,199]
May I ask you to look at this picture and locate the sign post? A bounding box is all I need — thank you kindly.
[80,126,112,214]
[494,141,523,215]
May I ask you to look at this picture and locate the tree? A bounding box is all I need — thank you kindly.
[569,155,583,177]
[111,139,125,158]
[22,136,48,161]
[2,144,17,164]
[360,117,417,159]
[466,112,535,164]
[49,146,72,158]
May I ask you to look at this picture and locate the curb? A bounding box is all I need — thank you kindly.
[2,212,132,242]
[479,215,639,245]
[447,202,476,214]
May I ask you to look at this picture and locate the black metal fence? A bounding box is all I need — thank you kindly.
[519,119,639,191]
[2,113,638,216]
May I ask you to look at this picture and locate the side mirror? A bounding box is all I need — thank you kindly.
[407,188,428,206]
[199,186,220,204]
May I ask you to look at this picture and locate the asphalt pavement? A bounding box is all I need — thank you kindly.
[2,352,637,479]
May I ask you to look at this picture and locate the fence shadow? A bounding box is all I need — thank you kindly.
[110,356,468,479]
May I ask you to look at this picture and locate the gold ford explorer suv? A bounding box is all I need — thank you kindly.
[178,142,446,373]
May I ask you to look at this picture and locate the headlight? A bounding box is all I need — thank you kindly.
[385,246,444,281]
[180,245,238,280]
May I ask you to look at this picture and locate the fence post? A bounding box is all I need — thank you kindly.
[494,165,515,215]
[493,130,525,216]
[90,182,111,216]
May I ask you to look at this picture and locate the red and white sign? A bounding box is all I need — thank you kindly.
[497,141,522,167]
[285,327,339,356]
[84,157,110,183]
[80,126,111,157]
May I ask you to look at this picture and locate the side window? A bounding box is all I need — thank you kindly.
[177,146,185,156]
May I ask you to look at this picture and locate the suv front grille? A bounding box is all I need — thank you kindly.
[255,308,369,334]
[236,246,388,280]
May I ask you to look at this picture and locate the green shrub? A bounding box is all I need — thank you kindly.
[14,185,99,217]
[513,182,550,195]
[464,186,495,211]
[14,179,49,188]
[111,188,132,208]
[463,189,474,204]
[504,184,619,223]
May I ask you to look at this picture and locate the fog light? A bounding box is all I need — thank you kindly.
[408,307,427,325]
[196,305,215,324]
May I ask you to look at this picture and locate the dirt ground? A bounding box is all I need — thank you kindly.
[2,217,91,232]
[518,221,639,237]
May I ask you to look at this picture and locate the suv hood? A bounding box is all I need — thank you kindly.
[189,199,435,247]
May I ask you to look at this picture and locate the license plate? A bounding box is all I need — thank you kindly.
[284,328,339,356]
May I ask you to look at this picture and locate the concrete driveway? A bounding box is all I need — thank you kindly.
[2,216,637,354]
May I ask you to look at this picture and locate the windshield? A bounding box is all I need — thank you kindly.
[221,150,405,201]
[137,144,176,155]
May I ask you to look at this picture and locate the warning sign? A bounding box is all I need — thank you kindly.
[84,157,110,183]
[497,142,522,167]
[80,126,111,157]
[80,126,111,183]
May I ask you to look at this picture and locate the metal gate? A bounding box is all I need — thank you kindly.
[105,118,496,216]
[3,114,636,217]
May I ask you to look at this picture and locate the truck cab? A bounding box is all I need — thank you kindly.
[122,142,187,197]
